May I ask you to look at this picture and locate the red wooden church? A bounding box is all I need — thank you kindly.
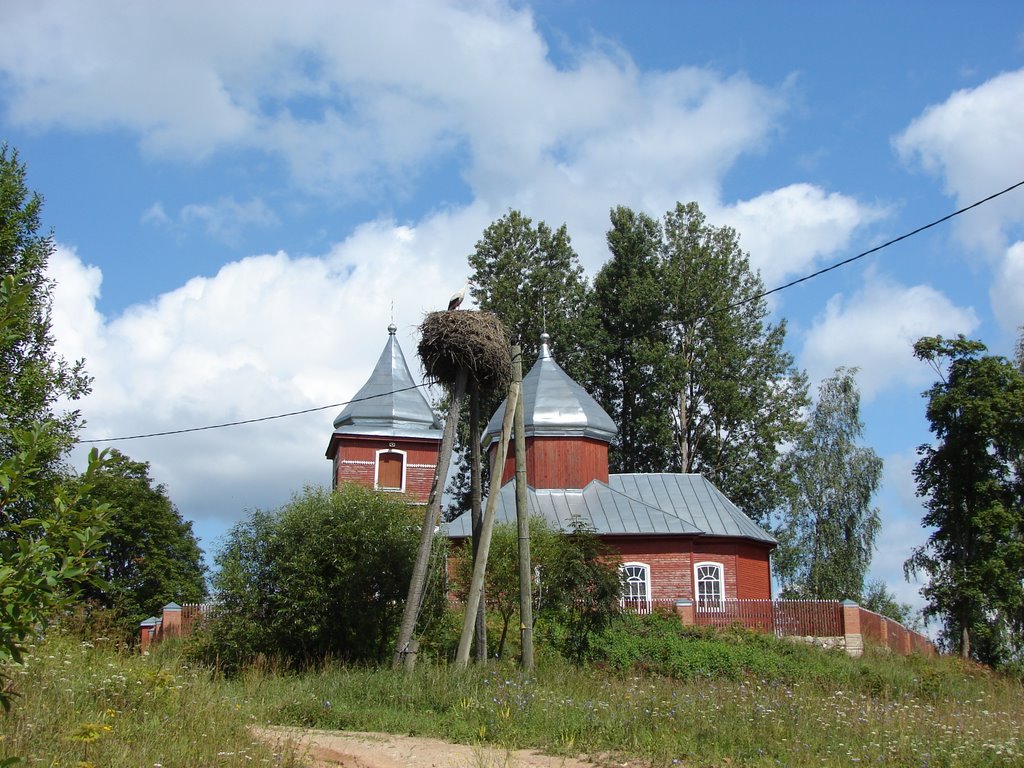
[329,327,776,610]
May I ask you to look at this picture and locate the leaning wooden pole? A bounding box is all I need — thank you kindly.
[456,378,519,667]
[469,386,488,662]
[393,367,468,670]
[512,346,534,671]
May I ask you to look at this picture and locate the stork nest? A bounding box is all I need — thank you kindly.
[418,310,511,394]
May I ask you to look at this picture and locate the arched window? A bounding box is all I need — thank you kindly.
[375,449,406,492]
[694,562,724,610]
[620,562,651,613]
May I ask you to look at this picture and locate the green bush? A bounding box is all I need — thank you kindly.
[189,484,447,673]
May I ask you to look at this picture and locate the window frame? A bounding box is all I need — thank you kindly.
[619,561,651,611]
[694,561,725,611]
[374,448,407,493]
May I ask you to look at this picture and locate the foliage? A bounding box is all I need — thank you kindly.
[193,484,446,673]
[589,206,675,473]
[0,265,110,715]
[774,368,882,599]
[905,335,1024,665]
[0,146,91,512]
[589,203,808,523]
[534,519,623,664]
[450,517,567,659]
[860,579,921,630]
[468,210,593,381]
[659,202,808,522]
[447,210,594,517]
[76,449,207,637]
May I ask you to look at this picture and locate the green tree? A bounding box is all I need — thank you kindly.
[0,146,90,499]
[905,335,1024,664]
[590,206,675,473]
[78,450,206,631]
[588,203,807,522]
[450,517,563,659]
[661,202,808,522]
[468,209,593,381]
[861,579,921,630]
[773,368,882,599]
[197,484,446,673]
[446,210,594,517]
[0,273,109,712]
[537,520,623,664]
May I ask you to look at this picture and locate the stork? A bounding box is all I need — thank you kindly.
[447,279,471,311]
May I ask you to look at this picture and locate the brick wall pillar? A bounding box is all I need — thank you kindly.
[139,617,159,652]
[675,599,695,626]
[161,602,182,638]
[840,599,863,657]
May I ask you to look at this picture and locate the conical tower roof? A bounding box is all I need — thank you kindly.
[483,333,617,447]
[332,324,442,439]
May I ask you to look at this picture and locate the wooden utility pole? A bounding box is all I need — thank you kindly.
[393,368,467,670]
[513,345,534,670]
[456,376,519,667]
[469,387,487,661]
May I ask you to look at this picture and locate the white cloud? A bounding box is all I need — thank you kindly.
[894,68,1024,254]
[991,241,1024,333]
[48,205,487,538]
[0,1,792,262]
[800,273,978,399]
[715,184,888,287]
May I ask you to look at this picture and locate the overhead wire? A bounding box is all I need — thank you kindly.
[76,383,432,443]
[75,178,1024,444]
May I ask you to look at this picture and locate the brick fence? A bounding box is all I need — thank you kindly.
[671,597,934,657]
[139,602,213,651]
[141,598,934,657]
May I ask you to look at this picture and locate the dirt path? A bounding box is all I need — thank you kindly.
[252,726,610,768]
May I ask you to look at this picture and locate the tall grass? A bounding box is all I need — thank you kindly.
[0,632,300,767]
[3,615,1023,767]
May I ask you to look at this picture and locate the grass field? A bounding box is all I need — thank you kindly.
[2,617,1022,767]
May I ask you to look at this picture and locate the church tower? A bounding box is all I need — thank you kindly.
[484,333,617,489]
[325,324,442,503]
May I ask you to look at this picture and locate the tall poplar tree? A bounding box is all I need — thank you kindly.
[660,202,808,523]
[905,335,1024,664]
[589,202,807,522]
[773,368,882,599]
[590,206,674,472]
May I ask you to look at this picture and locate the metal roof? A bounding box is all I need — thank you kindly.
[331,324,442,440]
[482,333,617,447]
[610,474,777,544]
[445,473,776,545]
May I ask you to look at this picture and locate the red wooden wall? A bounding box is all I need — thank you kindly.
[490,436,610,488]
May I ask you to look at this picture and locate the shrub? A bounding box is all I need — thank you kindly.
[190,484,447,673]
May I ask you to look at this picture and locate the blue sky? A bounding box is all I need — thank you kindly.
[2,1,1023,612]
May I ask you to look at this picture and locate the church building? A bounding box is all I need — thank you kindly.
[330,326,776,609]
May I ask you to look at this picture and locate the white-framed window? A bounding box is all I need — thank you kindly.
[374,448,406,492]
[694,561,725,610]
[620,562,651,612]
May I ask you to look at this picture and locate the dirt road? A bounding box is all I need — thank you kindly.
[252,726,606,768]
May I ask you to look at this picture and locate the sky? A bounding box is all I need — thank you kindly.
[2,1,1023,615]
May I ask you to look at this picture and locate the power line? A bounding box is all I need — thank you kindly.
[76,383,432,443]
[721,177,1024,314]
[76,178,1024,444]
